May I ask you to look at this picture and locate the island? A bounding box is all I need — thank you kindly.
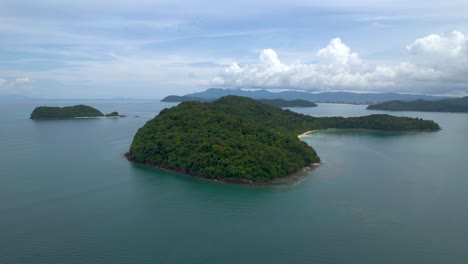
[30,105,122,120]
[105,112,120,117]
[126,96,440,184]
[367,96,468,112]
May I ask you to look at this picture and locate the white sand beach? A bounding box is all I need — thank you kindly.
[298,130,320,138]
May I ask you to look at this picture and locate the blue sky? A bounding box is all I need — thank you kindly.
[1,0,468,98]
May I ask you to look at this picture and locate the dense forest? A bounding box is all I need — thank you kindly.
[127,96,440,182]
[30,105,119,119]
[367,96,468,112]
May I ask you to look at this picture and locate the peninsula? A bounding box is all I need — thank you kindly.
[30,105,121,120]
[367,96,468,112]
[127,96,439,184]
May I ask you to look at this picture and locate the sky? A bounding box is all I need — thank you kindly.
[1,0,468,98]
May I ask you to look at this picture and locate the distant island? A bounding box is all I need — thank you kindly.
[30,105,122,120]
[126,96,440,184]
[162,95,317,108]
[161,88,450,104]
[367,96,468,112]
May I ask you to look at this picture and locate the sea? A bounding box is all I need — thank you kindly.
[1,99,467,264]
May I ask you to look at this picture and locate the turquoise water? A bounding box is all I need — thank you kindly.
[1,100,467,263]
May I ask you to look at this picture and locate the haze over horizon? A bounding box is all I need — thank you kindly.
[1,0,468,99]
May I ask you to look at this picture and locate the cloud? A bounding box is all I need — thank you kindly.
[317,38,361,66]
[213,31,468,95]
[407,31,468,77]
[2,0,468,98]
[15,77,32,83]
[0,77,34,94]
[406,31,468,77]
[213,38,394,91]
[3,53,222,98]
[408,31,466,57]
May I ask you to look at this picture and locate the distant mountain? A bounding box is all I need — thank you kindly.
[163,88,451,104]
[367,96,468,112]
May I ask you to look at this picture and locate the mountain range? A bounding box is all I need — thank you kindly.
[161,88,451,104]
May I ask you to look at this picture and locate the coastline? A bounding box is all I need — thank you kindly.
[125,152,321,186]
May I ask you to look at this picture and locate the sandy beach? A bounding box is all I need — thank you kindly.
[298,130,320,138]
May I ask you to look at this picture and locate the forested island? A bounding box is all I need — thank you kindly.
[126,96,440,184]
[367,96,468,112]
[30,105,121,120]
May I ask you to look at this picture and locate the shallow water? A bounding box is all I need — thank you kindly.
[1,100,467,263]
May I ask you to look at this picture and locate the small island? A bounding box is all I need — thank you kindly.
[126,96,440,184]
[367,96,468,112]
[30,105,122,120]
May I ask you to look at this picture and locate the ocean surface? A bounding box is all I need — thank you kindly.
[1,100,467,264]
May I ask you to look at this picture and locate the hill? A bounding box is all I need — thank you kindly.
[162,88,450,104]
[127,96,440,184]
[367,96,468,112]
[30,105,120,119]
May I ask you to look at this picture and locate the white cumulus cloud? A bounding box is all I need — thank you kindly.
[405,31,468,82]
[407,31,467,59]
[15,77,32,83]
[213,31,468,95]
[213,38,393,91]
[0,77,34,94]
[317,38,361,67]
